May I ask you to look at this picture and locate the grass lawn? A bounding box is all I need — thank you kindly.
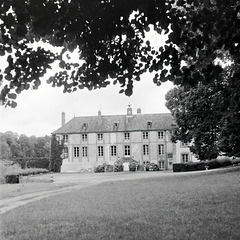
[0,169,240,240]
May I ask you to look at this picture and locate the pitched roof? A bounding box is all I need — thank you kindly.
[52,113,174,134]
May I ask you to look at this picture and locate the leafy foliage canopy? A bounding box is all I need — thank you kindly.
[0,0,239,107]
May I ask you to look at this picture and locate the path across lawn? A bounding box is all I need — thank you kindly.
[0,167,239,240]
[0,167,239,214]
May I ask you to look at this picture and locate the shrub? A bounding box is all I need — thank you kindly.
[129,162,138,171]
[149,163,159,171]
[94,165,105,173]
[205,158,233,169]
[114,163,123,172]
[173,158,236,172]
[232,158,240,165]
[105,165,114,172]
[137,164,145,171]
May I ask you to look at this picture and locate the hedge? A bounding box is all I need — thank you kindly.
[5,174,20,184]
[4,168,49,184]
[173,162,206,172]
[173,158,238,172]
[11,158,50,170]
[205,158,233,169]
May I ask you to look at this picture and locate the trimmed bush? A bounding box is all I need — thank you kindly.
[5,174,20,184]
[205,158,233,169]
[173,162,206,172]
[173,157,237,172]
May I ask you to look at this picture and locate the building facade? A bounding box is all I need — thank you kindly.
[52,106,197,172]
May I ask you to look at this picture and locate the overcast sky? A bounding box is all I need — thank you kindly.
[0,72,173,137]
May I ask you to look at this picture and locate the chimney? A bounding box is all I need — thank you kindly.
[137,108,142,114]
[62,112,66,126]
[98,110,101,116]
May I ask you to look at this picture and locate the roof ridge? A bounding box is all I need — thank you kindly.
[72,112,171,118]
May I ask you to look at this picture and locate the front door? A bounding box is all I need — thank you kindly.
[123,162,129,171]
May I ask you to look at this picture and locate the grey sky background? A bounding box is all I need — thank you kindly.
[0,73,173,137]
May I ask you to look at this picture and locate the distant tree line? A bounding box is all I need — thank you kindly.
[0,131,64,172]
[0,131,51,160]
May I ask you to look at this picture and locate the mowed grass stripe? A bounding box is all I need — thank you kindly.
[1,170,240,240]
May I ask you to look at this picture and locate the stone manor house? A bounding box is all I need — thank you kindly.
[52,106,197,172]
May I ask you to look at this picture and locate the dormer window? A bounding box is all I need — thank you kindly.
[82,123,88,129]
[114,122,119,131]
[147,121,152,128]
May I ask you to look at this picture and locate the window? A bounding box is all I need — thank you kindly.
[73,147,79,157]
[147,121,152,128]
[158,144,164,155]
[98,146,104,157]
[124,145,130,156]
[97,133,103,141]
[182,154,189,163]
[158,131,164,139]
[124,132,130,140]
[82,147,87,157]
[159,161,165,169]
[114,122,119,130]
[63,135,68,142]
[111,146,117,156]
[143,132,149,140]
[181,142,188,147]
[82,134,87,141]
[63,147,68,158]
[143,145,149,155]
[168,153,173,158]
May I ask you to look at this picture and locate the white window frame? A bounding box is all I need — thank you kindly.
[111,145,117,156]
[98,146,104,157]
[97,133,103,141]
[143,144,149,155]
[124,145,130,156]
[82,146,88,157]
[158,144,164,155]
[143,132,149,140]
[181,142,189,148]
[182,154,189,163]
[158,131,164,139]
[82,134,87,142]
[63,134,68,142]
[73,147,79,158]
[124,132,130,140]
[159,161,165,169]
